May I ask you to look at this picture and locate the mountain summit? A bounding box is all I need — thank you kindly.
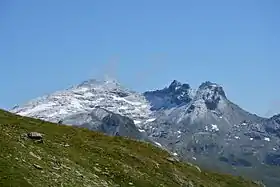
[197,81,226,99]
[195,81,227,111]
[144,80,195,110]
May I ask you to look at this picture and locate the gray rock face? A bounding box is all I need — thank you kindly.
[144,80,195,110]
[10,79,280,186]
[264,114,280,137]
[62,108,150,142]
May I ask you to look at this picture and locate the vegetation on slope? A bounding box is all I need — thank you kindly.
[0,109,261,187]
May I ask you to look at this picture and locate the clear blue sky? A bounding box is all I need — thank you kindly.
[1,0,280,117]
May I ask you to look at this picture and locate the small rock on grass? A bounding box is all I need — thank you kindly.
[33,164,43,170]
[167,157,178,163]
[28,132,43,140]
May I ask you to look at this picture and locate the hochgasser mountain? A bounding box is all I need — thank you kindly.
[11,78,280,187]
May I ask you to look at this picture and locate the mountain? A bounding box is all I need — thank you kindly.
[11,79,153,130]
[143,80,265,146]
[142,81,280,186]
[0,109,262,187]
[10,78,280,186]
[10,79,161,148]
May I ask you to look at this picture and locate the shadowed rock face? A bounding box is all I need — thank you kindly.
[143,80,194,110]
[264,114,280,138]
[61,108,150,142]
[265,153,280,166]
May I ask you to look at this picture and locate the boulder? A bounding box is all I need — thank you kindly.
[28,132,43,140]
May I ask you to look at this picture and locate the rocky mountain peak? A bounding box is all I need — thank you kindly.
[197,81,226,98]
[144,80,194,110]
[270,114,280,120]
[168,80,182,90]
[194,81,227,110]
[198,81,225,93]
[168,80,191,92]
[77,78,121,89]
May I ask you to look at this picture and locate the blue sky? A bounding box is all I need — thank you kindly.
[1,0,280,117]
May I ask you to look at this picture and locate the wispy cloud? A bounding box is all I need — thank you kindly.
[264,99,280,117]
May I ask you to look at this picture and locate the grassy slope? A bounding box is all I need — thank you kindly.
[0,109,261,187]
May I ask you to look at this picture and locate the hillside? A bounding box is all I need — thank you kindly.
[10,79,280,186]
[0,109,261,187]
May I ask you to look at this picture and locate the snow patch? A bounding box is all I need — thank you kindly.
[250,138,254,141]
[112,95,142,106]
[83,92,94,97]
[264,137,270,142]
[57,109,67,115]
[96,98,105,102]
[18,103,55,115]
[133,120,141,125]
[234,136,240,140]
[172,152,178,156]
[70,99,83,108]
[241,122,247,126]
[146,118,156,122]
[140,104,148,108]
[119,106,128,110]
[205,124,219,132]
[273,148,277,151]
[211,124,219,131]
[192,157,197,160]
[124,99,142,106]
[154,142,162,147]
[74,87,89,92]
